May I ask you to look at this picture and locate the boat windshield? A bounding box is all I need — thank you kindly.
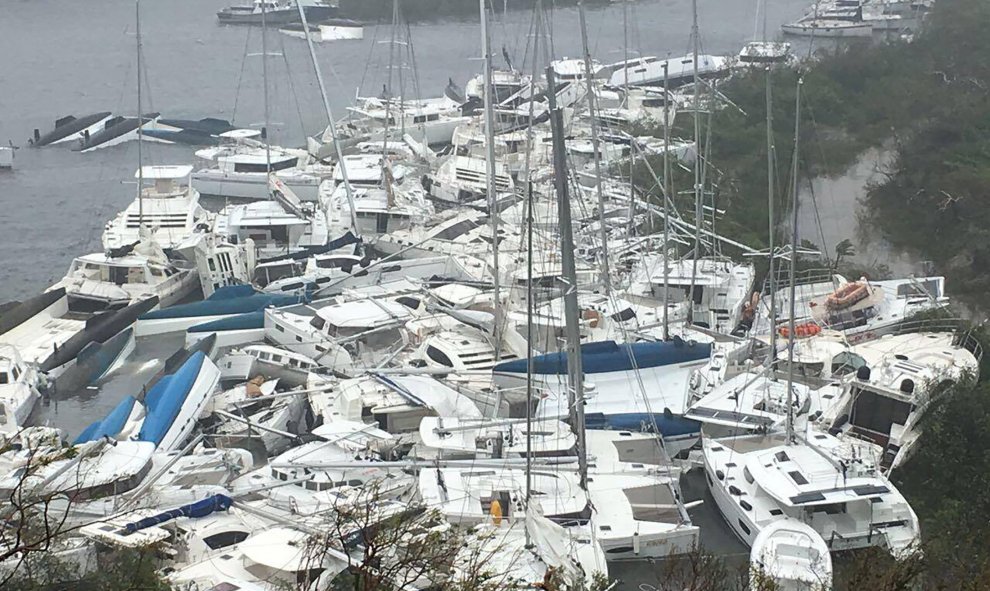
[73,260,148,285]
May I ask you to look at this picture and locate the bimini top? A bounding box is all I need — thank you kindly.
[493,338,711,375]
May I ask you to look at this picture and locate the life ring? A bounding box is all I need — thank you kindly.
[778,322,821,339]
[825,281,870,310]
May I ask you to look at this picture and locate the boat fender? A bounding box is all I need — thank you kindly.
[490,499,503,526]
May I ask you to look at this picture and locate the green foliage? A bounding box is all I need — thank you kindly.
[5,546,170,591]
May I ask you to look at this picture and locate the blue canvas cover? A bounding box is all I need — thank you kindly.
[124,494,234,533]
[492,338,712,375]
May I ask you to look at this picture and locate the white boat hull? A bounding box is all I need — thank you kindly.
[191,171,321,201]
[781,22,874,37]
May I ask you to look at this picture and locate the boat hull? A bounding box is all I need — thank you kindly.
[217,6,335,25]
[781,22,874,37]
[191,171,321,202]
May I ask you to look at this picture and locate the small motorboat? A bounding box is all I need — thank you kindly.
[217,0,335,26]
[750,518,833,590]
[279,18,364,41]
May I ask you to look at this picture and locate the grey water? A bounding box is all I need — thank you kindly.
[0,0,834,585]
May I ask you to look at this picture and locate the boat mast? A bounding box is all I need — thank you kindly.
[261,0,272,181]
[661,61,671,341]
[547,66,589,490]
[766,66,779,363]
[381,0,398,159]
[135,0,144,229]
[784,76,803,442]
[622,0,629,105]
[480,0,502,359]
[523,0,544,530]
[294,0,358,233]
[578,1,611,292]
[687,0,703,324]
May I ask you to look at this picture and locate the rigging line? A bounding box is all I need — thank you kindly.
[403,17,422,102]
[355,17,382,108]
[231,25,254,125]
[803,100,839,268]
[276,33,308,144]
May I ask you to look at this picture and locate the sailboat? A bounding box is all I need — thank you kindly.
[702,78,919,570]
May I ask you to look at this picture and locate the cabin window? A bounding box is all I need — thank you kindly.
[609,308,637,322]
[434,218,486,241]
[396,296,420,309]
[831,352,867,377]
[426,346,454,368]
[233,158,296,173]
[203,531,250,550]
[850,389,912,436]
[106,266,129,285]
[737,519,751,536]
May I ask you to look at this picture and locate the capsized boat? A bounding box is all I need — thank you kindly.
[29,111,113,147]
